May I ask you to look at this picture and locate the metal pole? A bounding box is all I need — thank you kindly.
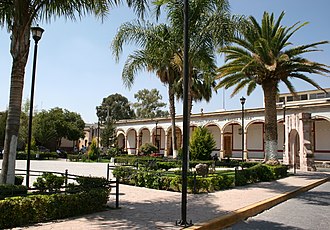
[26,40,39,188]
[177,0,191,227]
[241,102,244,162]
[283,101,286,155]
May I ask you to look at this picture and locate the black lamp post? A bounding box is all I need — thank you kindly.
[176,0,192,227]
[155,121,159,152]
[283,101,286,154]
[26,25,44,188]
[240,96,246,162]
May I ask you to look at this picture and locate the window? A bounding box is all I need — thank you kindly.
[278,97,285,103]
[287,96,293,102]
[317,93,325,99]
[310,93,317,99]
[300,94,308,100]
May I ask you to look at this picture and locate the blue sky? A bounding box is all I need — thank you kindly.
[1,0,329,123]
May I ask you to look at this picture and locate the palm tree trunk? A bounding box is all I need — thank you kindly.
[0,10,31,184]
[262,80,279,162]
[168,85,178,157]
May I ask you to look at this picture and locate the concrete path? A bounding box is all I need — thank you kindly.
[6,160,330,230]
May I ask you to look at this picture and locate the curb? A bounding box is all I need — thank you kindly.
[186,177,330,230]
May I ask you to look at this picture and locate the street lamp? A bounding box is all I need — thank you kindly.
[176,0,192,227]
[282,101,286,154]
[155,121,159,152]
[26,25,44,188]
[240,96,246,162]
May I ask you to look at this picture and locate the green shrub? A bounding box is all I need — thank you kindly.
[0,188,109,229]
[189,126,216,161]
[216,158,240,167]
[88,138,100,161]
[33,172,65,193]
[156,161,178,171]
[15,176,24,185]
[112,166,137,183]
[75,176,110,190]
[268,165,288,179]
[240,161,260,168]
[0,184,28,200]
[139,143,158,155]
[235,164,287,186]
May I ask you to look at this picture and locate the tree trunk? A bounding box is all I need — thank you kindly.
[262,80,279,162]
[0,4,31,184]
[168,85,178,157]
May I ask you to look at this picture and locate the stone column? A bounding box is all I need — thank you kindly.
[243,131,248,161]
[300,113,315,171]
[164,134,168,157]
[219,131,224,160]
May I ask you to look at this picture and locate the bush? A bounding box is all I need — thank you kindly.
[0,188,109,229]
[112,166,137,183]
[268,164,288,179]
[156,161,178,171]
[88,138,100,161]
[33,172,65,193]
[15,176,24,185]
[0,184,28,200]
[189,126,216,161]
[139,143,158,155]
[75,176,110,190]
[240,161,260,168]
[235,164,288,186]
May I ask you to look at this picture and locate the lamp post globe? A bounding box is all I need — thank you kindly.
[31,25,44,42]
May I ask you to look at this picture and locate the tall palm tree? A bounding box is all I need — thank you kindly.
[112,22,182,157]
[216,11,330,163]
[0,0,149,184]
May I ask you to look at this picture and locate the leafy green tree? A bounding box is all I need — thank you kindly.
[63,111,85,144]
[189,126,216,161]
[0,0,149,184]
[133,88,169,118]
[100,118,117,149]
[88,138,100,161]
[96,93,135,123]
[216,12,329,162]
[33,108,85,151]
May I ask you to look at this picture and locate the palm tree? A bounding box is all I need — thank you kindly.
[0,0,149,184]
[216,11,330,163]
[112,22,182,157]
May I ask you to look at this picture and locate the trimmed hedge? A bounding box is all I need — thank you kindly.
[0,184,28,200]
[0,188,109,229]
[16,152,58,160]
[113,166,234,193]
[235,164,288,186]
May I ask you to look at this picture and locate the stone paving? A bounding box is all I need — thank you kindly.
[5,160,330,230]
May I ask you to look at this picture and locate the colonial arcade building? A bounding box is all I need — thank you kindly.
[86,89,330,171]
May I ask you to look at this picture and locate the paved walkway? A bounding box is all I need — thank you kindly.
[8,161,330,230]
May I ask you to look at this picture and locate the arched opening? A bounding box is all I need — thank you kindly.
[138,128,151,153]
[117,133,125,151]
[246,122,265,160]
[222,123,241,159]
[204,124,221,157]
[126,129,137,155]
[152,126,165,155]
[167,126,182,156]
